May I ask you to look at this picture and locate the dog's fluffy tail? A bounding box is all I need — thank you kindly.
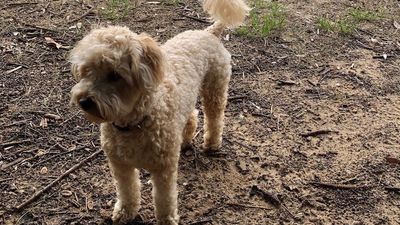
[203,0,250,36]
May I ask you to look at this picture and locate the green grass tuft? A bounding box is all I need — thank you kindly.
[103,0,133,20]
[317,17,336,32]
[236,1,287,37]
[337,19,355,34]
[349,8,379,22]
[316,7,382,35]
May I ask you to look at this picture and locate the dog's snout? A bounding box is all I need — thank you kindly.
[79,97,95,111]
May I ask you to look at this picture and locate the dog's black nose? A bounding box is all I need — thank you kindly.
[79,97,95,111]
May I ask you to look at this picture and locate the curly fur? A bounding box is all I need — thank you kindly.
[69,0,249,224]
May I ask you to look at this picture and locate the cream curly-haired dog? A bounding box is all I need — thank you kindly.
[69,0,249,224]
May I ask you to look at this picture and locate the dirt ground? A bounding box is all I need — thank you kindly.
[1,0,400,224]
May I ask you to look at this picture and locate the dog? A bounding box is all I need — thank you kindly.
[69,0,249,224]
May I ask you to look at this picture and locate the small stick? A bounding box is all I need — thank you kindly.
[181,14,211,24]
[59,111,80,125]
[250,185,295,218]
[225,138,256,152]
[189,217,213,225]
[384,186,400,193]
[3,119,29,128]
[6,62,29,68]
[44,113,62,120]
[14,149,102,211]
[68,7,94,24]
[309,181,373,190]
[1,139,31,148]
[6,66,23,74]
[13,17,58,32]
[227,202,270,210]
[193,128,203,140]
[32,146,86,167]
[228,95,247,101]
[300,130,338,138]
[277,80,296,86]
[7,2,38,7]
[251,113,270,118]
[0,158,25,171]
[0,178,13,183]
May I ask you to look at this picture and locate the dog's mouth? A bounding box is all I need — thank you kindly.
[76,97,106,123]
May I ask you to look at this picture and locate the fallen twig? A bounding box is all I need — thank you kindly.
[1,139,31,148]
[59,111,80,125]
[193,128,203,140]
[181,14,211,24]
[13,16,58,33]
[225,138,256,152]
[385,186,400,194]
[385,156,400,165]
[228,95,247,101]
[0,158,24,170]
[44,113,62,120]
[309,181,373,190]
[3,119,29,128]
[0,178,13,183]
[6,66,23,74]
[189,217,213,225]
[32,145,86,167]
[372,54,394,60]
[300,129,338,138]
[68,7,94,24]
[251,112,270,118]
[250,185,295,218]
[14,149,102,211]
[277,80,296,86]
[7,2,38,7]
[227,202,270,210]
[6,62,29,68]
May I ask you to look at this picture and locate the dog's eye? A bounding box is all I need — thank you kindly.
[108,71,121,82]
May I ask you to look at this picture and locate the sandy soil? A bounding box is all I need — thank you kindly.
[1,0,400,224]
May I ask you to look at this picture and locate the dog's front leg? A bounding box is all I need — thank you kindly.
[151,169,179,225]
[108,160,141,224]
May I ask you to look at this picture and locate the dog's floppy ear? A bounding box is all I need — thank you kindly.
[134,33,165,90]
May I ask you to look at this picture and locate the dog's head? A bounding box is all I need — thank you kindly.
[69,26,164,123]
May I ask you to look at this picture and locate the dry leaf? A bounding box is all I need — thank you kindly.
[394,20,400,29]
[61,190,73,197]
[386,156,400,165]
[224,34,230,41]
[45,37,62,49]
[87,199,94,210]
[107,199,113,207]
[37,149,46,156]
[40,118,48,128]
[44,37,70,49]
[44,113,62,120]
[40,167,48,174]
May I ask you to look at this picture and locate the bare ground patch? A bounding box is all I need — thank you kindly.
[1,0,400,224]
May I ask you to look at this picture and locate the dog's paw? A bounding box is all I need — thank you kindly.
[112,200,138,225]
[181,141,194,151]
[203,136,222,151]
[202,142,221,152]
[157,216,179,225]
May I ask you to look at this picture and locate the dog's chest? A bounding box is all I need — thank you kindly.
[101,124,174,171]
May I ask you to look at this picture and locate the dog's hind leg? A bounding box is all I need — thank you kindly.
[109,162,140,224]
[181,109,198,149]
[201,62,231,151]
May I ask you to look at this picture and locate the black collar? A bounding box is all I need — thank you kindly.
[112,116,149,132]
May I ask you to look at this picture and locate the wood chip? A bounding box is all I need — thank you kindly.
[44,113,62,120]
[385,156,400,165]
